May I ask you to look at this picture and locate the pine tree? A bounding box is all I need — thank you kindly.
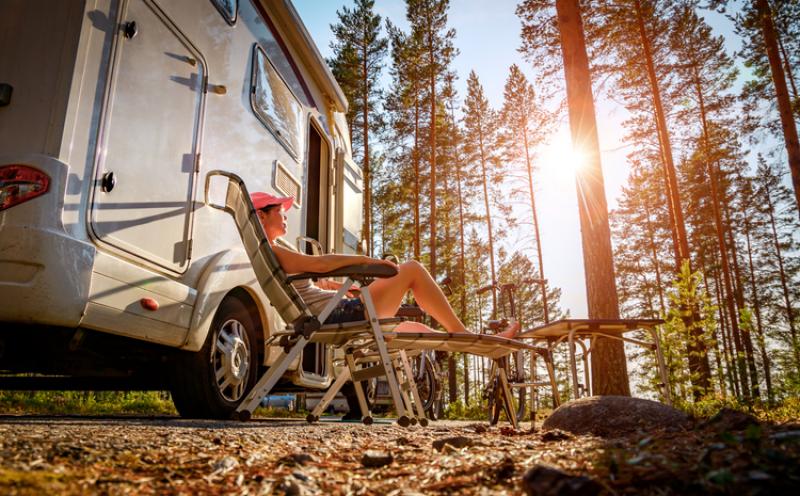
[407,0,457,282]
[712,0,800,217]
[499,64,556,323]
[463,71,501,317]
[329,0,388,254]
[669,3,759,399]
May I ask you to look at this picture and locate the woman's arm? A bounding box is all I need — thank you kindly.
[272,245,396,275]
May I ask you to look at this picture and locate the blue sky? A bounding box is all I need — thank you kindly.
[293,0,741,320]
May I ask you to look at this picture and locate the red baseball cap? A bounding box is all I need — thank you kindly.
[250,191,293,211]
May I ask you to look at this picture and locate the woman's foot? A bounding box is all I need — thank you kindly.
[496,320,521,339]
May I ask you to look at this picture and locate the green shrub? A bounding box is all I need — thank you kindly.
[0,391,176,416]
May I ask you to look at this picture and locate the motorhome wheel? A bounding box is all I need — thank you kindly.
[170,296,259,419]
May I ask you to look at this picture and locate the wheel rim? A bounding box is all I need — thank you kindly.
[414,358,438,412]
[212,318,251,402]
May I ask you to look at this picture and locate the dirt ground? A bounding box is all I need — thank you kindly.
[0,415,798,495]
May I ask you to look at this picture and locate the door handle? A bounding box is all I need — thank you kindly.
[123,21,138,39]
[101,171,116,193]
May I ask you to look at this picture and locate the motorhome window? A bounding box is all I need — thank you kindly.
[251,45,304,160]
[210,0,237,25]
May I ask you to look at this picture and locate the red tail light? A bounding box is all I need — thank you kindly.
[0,165,51,212]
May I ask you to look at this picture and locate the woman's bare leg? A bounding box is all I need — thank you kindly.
[365,261,467,332]
[365,260,520,338]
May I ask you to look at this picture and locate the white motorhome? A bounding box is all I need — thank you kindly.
[0,0,364,418]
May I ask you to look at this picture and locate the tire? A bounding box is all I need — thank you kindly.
[413,355,440,416]
[170,296,260,419]
[486,356,526,425]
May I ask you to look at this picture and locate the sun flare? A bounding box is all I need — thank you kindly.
[537,130,586,187]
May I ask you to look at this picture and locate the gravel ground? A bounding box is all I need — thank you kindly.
[0,415,798,495]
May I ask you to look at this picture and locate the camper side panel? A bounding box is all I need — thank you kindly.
[0,0,85,156]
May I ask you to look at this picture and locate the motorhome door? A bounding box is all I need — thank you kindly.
[91,0,205,272]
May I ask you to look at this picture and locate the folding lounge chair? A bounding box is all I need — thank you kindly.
[306,329,559,429]
[205,170,559,428]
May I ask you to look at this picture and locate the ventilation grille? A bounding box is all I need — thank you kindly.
[274,161,301,206]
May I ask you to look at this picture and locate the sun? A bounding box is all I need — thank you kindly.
[537,129,586,187]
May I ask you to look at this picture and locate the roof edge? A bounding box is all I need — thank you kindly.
[269,0,349,114]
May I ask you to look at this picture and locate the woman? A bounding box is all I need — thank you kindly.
[252,191,520,338]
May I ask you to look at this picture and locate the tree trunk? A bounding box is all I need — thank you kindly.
[763,179,800,373]
[777,34,799,115]
[478,127,499,318]
[722,197,760,399]
[555,0,629,396]
[743,216,773,402]
[633,0,711,395]
[693,74,752,400]
[413,73,421,260]
[362,42,372,256]
[428,37,438,281]
[756,0,800,218]
[643,202,667,315]
[523,129,549,323]
[713,265,740,398]
[701,264,727,398]
[451,105,470,406]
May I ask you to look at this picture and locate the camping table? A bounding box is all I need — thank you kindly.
[516,319,670,405]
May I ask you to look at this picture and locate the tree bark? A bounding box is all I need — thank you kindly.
[756,0,800,218]
[555,0,629,396]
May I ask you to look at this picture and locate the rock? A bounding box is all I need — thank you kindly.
[541,429,572,442]
[492,457,515,482]
[521,465,601,496]
[702,408,759,432]
[210,456,239,475]
[542,396,688,437]
[470,424,488,434]
[771,430,800,442]
[362,450,394,468]
[276,477,302,496]
[278,452,315,466]
[432,436,473,451]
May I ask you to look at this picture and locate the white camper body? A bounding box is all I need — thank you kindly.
[0,0,363,417]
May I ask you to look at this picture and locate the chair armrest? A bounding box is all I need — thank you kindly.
[286,263,398,283]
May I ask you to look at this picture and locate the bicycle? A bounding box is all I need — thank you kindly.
[476,282,527,424]
[477,281,559,426]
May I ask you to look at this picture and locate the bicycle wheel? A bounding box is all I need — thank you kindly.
[509,350,527,422]
[413,354,440,414]
[486,356,527,425]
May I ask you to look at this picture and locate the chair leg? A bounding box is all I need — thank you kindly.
[309,365,352,422]
[543,352,561,408]
[235,336,308,420]
[360,288,410,426]
[346,353,373,424]
[398,351,428,425]
[498,364,519,430]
